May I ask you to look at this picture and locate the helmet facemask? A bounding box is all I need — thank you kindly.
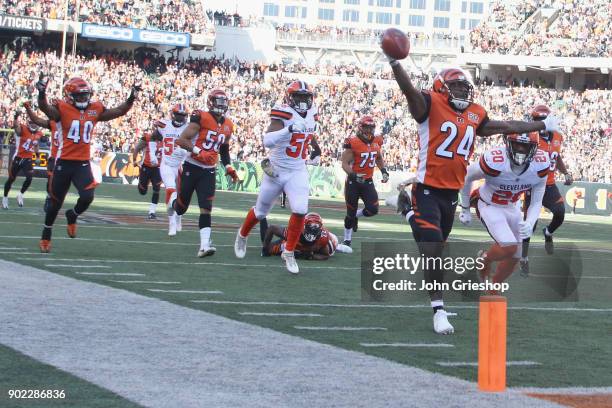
[303,221,322,243]
[357,122,375,143]
[172,112,187,127]
[289,91,313,114]
[72,91,91,110]
[506,136,537,166]
[210,95,228,117]
[445,80,473,111]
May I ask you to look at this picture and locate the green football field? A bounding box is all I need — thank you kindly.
[0,177,611,406]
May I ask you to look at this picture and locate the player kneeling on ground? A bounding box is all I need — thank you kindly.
[261,213,350,260]
[460,133,549,292]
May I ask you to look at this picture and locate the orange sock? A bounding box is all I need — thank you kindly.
[485,244,517,262]
[492,258,519,284]
[165,188,176,204]
[284,213,305,252]
[240,207,259,237]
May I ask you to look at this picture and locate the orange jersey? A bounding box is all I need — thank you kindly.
[15,125,42,159]
[188,111,233,168]
[538,131,563,185]
[343,135,384,179]
[416,91,487,190]
[54,99,105,161]
[269,226,337,255]
[142,133,162,168]
[49,120,60,158]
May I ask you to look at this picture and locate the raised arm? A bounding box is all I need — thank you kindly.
[13,110,22,136]
[36,74,60,121]
[389,61,427,122]
[98,85,140,122]
[477,114,559,137]
[24,102,51,129]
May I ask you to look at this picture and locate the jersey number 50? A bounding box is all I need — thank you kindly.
[202,130,226,152]
[67,120,94,144]
[436,122,474,160]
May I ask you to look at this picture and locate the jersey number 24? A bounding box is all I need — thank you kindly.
[436,122,474,160]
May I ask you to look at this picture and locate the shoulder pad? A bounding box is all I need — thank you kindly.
[533,149,551,177]
[479,149,503,177]
[270,104,293,121]
[342,137,352,149]
[190,110,202,124]
[155,119,167,129]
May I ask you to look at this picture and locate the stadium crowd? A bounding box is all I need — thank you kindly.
[1,41,610,183]
[0,0,213,34]
[469,0,611,57]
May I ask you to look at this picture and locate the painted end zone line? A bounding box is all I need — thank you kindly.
[147,289,223,294]
[239,312,323,317]
[76,272,145,276]
[110,281,181,284]
[295,326,387,331]
[46,264,111,269]
[437,361,541,367]
[361,343,454,348]
[0,252,50,255]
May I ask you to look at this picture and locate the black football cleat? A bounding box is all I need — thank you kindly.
[148,213,157,220]
[543,228,554,254]
[342,240,351,247]
[519,257,529,277]
[397,190,412,216]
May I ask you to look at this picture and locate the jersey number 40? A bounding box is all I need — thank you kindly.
[67,120,94,144]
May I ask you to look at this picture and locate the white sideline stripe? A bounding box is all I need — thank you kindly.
[295,326,387,331]
[0,251,48,255]
[437,361,541,367]
[109,281,181,284]
[45,264,111,269]
[0,259,563,408]
[147,289,223,294]
[190,300,612,313]
[17,257,354,270]
[75,272,145,276]
[239,312,323,317]
[513,386,612,394]
[361,343,454,348]
[0,247,27,250]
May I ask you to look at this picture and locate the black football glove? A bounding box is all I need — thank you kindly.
[127,83,142,103]
[35,74,48,93]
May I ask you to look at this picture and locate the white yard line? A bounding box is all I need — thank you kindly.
[75,272,145,276]
[146,289,223,294]
[0,247,27,250]
[512,386,612,394]
[0,251,49,255]
[46,264,111,268]
[361,343,455,348]
[294,326,387,331]
[239,312,323,317]
[0,259,561,408]
[109,281,181,284]
[437,361,541,367]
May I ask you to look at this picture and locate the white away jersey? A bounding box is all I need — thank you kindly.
[474,147,549,207]
[267,103,318,170]
[158,118,188,167]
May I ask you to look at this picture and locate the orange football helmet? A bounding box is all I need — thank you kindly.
[63,77,92,109]
[285,80,313,114]
[356,115,376,142]
[207,89,228,116]
[303,212,323,243]
[505,132,539,166]
[530,104,551,120]
[171,103,188,125]
[432,68,474,111]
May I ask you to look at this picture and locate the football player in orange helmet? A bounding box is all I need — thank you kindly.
[520,104,572,275]
[36,74,139,252]
[384,52,562,334]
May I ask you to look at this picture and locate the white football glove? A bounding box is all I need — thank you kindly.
[306,155,321,166]
[289,121,306,133]
[519,221,533,240]
[459,207,471,226]
[261,158,278,178]
[542,114,560,132]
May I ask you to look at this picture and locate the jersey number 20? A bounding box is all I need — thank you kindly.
[436,122,474,160]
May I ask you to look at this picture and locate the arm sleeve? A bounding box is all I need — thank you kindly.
[460,162,485,208]
[219,143,231,167]
[415,92,431,124]
[148,141,158,164]
[525,178,546,227]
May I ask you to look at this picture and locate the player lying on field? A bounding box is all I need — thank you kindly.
[261,213,351,260]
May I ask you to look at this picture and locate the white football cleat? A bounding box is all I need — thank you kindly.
[234,230,247,258]
[281,250,299,274]
[16,192,24,207]
[433,309,455,335]
[176,215,182,232]
[336,243,353,254]
[197,242,216,258]
[168,215,177,236]
[2,196,8,209]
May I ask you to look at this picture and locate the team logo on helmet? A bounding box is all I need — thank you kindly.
[63,77,92,110]
[432,68,474,111]
[285,81,314,115]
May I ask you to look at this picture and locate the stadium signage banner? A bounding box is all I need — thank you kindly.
[0,14,45,32]
[81,23,190,47]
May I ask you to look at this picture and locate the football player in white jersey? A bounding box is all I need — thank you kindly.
[153,104,189,236]
[459,132,550,289]
[234,80,321,274]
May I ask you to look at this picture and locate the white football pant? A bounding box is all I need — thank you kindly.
[254,167,309,218]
